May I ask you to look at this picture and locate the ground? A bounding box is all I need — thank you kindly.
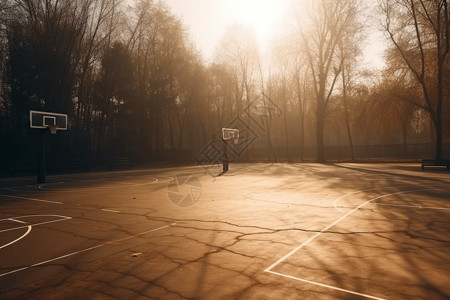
[0,163,449,299]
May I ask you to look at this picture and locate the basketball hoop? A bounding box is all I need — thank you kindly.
[47,124,58,134]
[222,128,239,144]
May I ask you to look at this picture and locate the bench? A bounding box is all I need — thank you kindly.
[8,159,38,175]
[109,157,135,169]
[421,159,450,170]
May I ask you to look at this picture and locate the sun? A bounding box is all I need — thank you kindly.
[227,0,291,51]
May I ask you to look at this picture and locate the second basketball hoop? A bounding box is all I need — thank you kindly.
[222,128,239,144]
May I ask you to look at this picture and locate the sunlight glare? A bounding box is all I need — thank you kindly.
[226,0,291,52]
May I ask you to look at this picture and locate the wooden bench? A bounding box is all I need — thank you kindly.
[8,159,38,175]
[421,159,450,170]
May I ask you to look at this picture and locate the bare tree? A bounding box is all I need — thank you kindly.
[0,0,11,130]
[271,39,303,161]
[214,24,259,119]
[381,0,449,160]
[78,0,121,126]
[289,52,312,162]
[214,24,261,159]
[293,0,361,162]
[126,0,200,159]
[336,21,364,160]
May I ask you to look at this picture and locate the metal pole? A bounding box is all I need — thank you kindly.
[222,139,228,173]
[37,129,46,183]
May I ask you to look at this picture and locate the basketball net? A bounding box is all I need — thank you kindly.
[231,132,239,144]
[47,124,58,134]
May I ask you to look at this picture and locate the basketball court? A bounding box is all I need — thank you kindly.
[1,163,450,299]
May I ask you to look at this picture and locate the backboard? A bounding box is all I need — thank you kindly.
[30,110,68,131]
[222,128,239,144]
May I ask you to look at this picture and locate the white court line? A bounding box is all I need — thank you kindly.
[0,244,103,277]
[101,209,120,213]
[37,177,159,192]
[111,223,175,244]
[0,194,63,204]
[0,215,72,233]
[0,226,32,250]
[375,202,450,211]
[266,189,436,271]
[333,183,449,212]
[0,223,173,278]
[333,184,415,212]
[266,270,386,300]
[8,218,27,224]
[333,187,386,212]
[0,215,71,250]
[265,188,439,299]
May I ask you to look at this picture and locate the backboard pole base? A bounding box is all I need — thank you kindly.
[222,138,229,173]
[37,130,46,183]
[223,161,228,173]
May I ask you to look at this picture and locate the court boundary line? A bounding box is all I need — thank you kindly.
[265,188,440,300]
[0,193,62,204]
[266,269,386,300]
[375,202,450,211]
[37,177,159,192]
[0,175,160,193]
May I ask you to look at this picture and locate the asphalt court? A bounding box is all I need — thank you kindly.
[0,163,449,299]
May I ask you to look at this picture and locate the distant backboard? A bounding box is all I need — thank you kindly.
[30,110,67,131]
[222,128,239,144]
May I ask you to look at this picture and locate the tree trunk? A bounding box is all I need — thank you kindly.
[282,78,289,161]
[296,73,305,162]
[316,109,325,163]
[342,69,354,161]
[345,117,355,161]
[435,110,442,160]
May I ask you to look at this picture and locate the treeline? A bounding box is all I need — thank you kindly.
[0,0,449,165]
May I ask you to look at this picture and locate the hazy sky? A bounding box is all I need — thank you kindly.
[163,0,386,69]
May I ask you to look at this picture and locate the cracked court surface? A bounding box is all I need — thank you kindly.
[0,163,450,299]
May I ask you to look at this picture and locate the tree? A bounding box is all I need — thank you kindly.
[94,41,134,154]
[127,0,200,160]
[74,0,121,133]
[270,38,308,161]
[336,19,364,160]
[6,2,80,134]
[293,0,362,162]
[214,24,259,119]
[381,0,449,160]
[213,24,262,159]
[0,0,11,132]
[287,50,312,161]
